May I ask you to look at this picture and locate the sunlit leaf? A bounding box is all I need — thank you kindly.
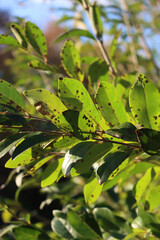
[10,23,28,49]
[135,167,155,201]
[58,77,103,134]
[23,88,67,122]
[28,60,54,72]
[54,29,95,43]
[41,157,64,187]
[5,148,32,168]
[0,79,25,112]
[0,35,21,47]
[84,173,103,205]
[129,74,160,129]
[89,2,103,38]
[61,40,84,81]
[96,81,127,127]
[25,155,53,176]
[25,21,47,59]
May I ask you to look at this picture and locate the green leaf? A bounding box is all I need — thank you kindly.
[0,79,25,112]
[41,157,64,187]
[12,132,54,160]
[51,215,80,239]
[58,77,102,133]
[10,23,28,48]
[61,40,84,81]
[0,34,21,47]
[89,2,103,38]
[129,74,160,129]
[97,147,132,184]
[96,81,127,127]
[106,122,138,142]
[54,29,95,43]
[145,184,160,210]
[102,161,158,191]
[25,21,47,58]
[5,148,32,168]
[23,88,67,120]
[88,59,109,84]
[109,29,121,59]
[137,128,160,155]
[93,207,126,232]
[28,60,54,72]
[67,209,102,239]
[135,167,155,201]
[0,133,27,159]
[13,226,50,240]
[62,141,112,175]
[84,173,103,205]
[25,155,53,176]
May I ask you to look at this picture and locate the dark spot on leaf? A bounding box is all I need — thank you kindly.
[59,77,63,80]
[83,115,88,120]
[155,122,157,125]
[145,80,149,83]
[153,116,157,120]
[138,109,140,111]
[63,91,66,93]
[135,114,138,118]
[108,103,111,106]
[91,194,94,197]
[81,92,83,95]
[76,90,79,94]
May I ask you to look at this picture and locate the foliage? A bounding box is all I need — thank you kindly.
[0,0,160,239]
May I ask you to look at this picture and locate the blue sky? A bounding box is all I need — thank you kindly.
[0,0,73,29]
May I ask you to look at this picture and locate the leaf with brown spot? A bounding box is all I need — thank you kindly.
[129,74,160,129]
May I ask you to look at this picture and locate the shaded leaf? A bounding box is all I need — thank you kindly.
[129,74,160,129]
[61,40,84,81]
[12,132,55,160]
[0,34,21,47]
[67,209,102,239]
[25,21,47,58]
[88,59,109,84]
[97,147,132,184]
[54,29,95,43]
[10,23,28,48]
[96,81,127,127]
[106,122,138,142]
[13,226,50,240]
[41,157,64,187]
[0,133,27,159]
[62,141,112,175]
[137,128,160,155]
[84,173,103,205]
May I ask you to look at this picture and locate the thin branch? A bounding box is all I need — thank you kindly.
[82,0,117,77]
[93,137,141,149]
[121,0,138,71]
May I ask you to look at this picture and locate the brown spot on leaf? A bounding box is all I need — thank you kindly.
[34,101,50,115]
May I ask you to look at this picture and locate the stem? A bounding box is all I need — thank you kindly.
[82,0,117,77]
[121,0,138,71]
[93,137,141,149]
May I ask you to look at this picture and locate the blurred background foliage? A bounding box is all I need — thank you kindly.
[0,0,160,239]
